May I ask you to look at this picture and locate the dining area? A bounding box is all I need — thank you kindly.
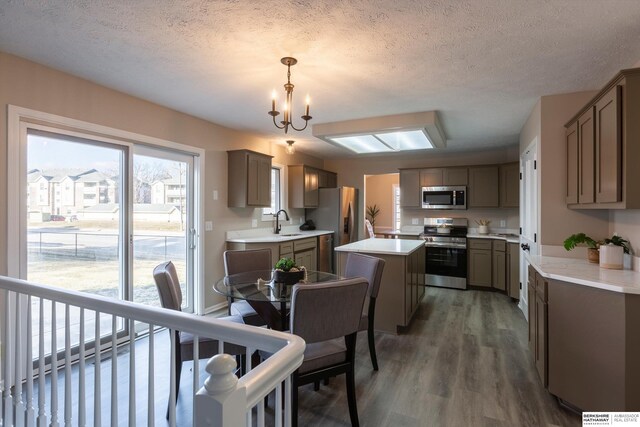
[154,247,386,426]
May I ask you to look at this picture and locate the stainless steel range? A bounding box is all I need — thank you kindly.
[419,218,468,290]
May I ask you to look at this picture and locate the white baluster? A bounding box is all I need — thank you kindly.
[94,312,101,427]
[192,336,199,427]
[3,290,13,424]
[64,305,72,427]
[147,325,154,427]
[78,308,86,427]
[168,330,176,427]
[110,316,118,427]
[194,354,247,427]
[25,295,34,427]
[275,383,282,427]
[14,293,24,427]
[246,346,254,427]
[257,399,265,427]
[37,299,46,427]
[128,318,135,427]
[284,376,291,427]
[50,301,59,427]
[217,340,223,355]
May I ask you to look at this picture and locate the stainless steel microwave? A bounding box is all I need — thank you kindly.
[421,186,467,209]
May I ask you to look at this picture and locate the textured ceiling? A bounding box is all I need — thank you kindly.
[1,1,640,158]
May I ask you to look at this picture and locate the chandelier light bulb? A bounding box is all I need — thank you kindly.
[285,140,296,155]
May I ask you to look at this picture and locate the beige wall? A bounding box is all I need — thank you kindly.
[325,146,520,239]
[0,51,324,309]
[538,92,609,247]
[364,173,399,232]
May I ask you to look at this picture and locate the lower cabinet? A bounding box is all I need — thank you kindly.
[528,266,548,386]
[506,243,520,298]
[226,237,318,270]
[492,240,506,291]
[468,239,492,287]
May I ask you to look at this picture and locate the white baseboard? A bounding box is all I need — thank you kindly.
[203,302,228,315]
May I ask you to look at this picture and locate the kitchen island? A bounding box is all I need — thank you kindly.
[335,238,425,334]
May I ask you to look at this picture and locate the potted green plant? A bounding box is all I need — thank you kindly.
[273,257,306,286]
[563,233,601,263]
[366,204,380,232]
[603,234,632,254]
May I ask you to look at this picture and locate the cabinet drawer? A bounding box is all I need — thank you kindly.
[493,240,506,252]
[535,273,548,302]
[294,237,317,252]
[469,239,492,250]
[279,242,294,257]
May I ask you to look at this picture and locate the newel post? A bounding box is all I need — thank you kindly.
[195,354,247,427]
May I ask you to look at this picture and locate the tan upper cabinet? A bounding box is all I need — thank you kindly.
[565,69,640,209]
[443,167,468,186]
[566,122,579,204]
[468,166,499,208]
[419,168,443,187]
[595,85,622,204]
[399,169,421,208]
[578,108,596,204]
[499,163,519,208]
[288,165,332,208]
[227,150,273,208]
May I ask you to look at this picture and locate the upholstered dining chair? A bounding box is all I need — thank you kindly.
[153,261,245,417]
[223,248,273,326]
[344,252,386,371]
[364,219,375,238]
[289,278,369,427]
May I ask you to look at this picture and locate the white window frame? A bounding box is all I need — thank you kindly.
[261,162,286,222]
[7,105,207,314]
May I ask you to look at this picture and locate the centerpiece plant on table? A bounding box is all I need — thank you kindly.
[273,257,307,285]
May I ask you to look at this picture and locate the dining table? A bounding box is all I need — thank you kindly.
[213,269,340,331]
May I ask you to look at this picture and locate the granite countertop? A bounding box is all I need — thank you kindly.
[467,233,520,244]
[526,254,640,295]
[335,238,425,256]
[226,229,333,243]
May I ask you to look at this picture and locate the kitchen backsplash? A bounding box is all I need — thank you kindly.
[401,208,520,232]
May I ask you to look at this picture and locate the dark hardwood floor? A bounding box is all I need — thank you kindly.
[292,287,580,427]
[34,287,580,426]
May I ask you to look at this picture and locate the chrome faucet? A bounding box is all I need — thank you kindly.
[274,209,290,234]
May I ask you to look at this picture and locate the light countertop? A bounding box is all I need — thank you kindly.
[335,238,425,256]
[527,254,640,295]
[467,233,520,244]
[226,229,333,244]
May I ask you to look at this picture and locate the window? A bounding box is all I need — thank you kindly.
[262,165,283,221]
[393,184,401,231]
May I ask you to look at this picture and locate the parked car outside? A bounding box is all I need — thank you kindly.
[66,215,78,222]
[50,214,66,221]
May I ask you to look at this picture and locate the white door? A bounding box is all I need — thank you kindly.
[519,139,539,319]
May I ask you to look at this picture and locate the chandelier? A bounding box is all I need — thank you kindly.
[269,57,312,134]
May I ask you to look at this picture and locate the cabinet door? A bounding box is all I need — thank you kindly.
[492,249,506,291]
[399,169,421,208]
[595,85,622,203]
[535,293,548,387]
[566,122,579,204]
[317,170,328,188]
[468,166,499,208]
[419,168,443,187]
[304,167,319,207]
[443,167,468,186]
[499,163,520,207]
[507,243,520,299]
[578,108,595,204]
[247,153,271,206]
[528,282,535,354]
[326,172,337,188]
[468,249,492,287]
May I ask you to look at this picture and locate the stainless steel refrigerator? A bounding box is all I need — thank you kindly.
[306,187,358,273]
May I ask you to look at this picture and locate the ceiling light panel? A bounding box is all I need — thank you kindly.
[374,130,434,150]
[328,135,394,154]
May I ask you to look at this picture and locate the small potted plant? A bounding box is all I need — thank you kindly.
[563,233,601,263]
[273,258,306,286]
[366,204,380,233]
[475,219,491,235]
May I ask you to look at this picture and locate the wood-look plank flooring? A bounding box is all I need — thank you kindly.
[34,287,580,426]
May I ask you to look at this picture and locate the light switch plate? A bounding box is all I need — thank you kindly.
[252,219,258,228]
[205,221,213,231]
[500,220,506,227]
[412,218,419,225]
[213,190,218,201]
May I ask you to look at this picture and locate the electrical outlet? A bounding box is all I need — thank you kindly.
[500,220,506,228]
[424,218,428,225]
[205,221,213,231]
[213,190,218,201]
[251,219,258,228]
[412,218,419,225]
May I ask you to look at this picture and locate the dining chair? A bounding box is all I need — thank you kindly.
[365,219,375,238]
[344,252,386,371]
[152,261,245,417]
[289,278,369,427]
[223,248,273,326]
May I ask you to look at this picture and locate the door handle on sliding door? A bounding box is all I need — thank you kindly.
[189,228,197,249]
